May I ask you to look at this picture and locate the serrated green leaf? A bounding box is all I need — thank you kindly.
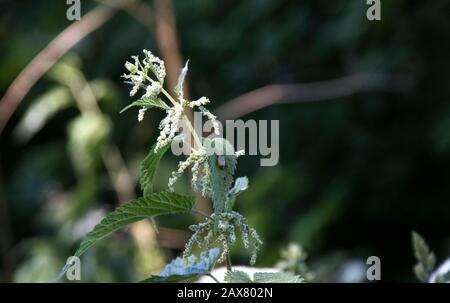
[224,271,303,283]
[224,271,252,283]
[174,60,189,98]
[120,97,168,114]
[141,274,199,283]
[140,143,171,197]
[204,138,237,222]
[253,272,304,283]
[74,191,196,257]
[142,248,220,283]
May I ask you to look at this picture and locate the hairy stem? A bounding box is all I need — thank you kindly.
[226,253,232,272]
[161,87,203,150]
[207,273,220,283]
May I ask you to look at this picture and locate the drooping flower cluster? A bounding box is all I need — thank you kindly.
[198,106,220,136]
[168,145,207,191]
[154,100,186,153]
[154,97,220,153]
[138,107,147,122]
[183,211,263,265]
[188,97,220,135]
[143,81,162,99]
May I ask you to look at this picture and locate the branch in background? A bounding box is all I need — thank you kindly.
[153,0,188,97]
[0,4,118,134]
[98,0,154,29]
[156,227,191,249]
[216,73,414,120]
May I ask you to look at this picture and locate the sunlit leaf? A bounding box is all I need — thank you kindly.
[74,191,196,257]
[224,271,252,283]
[224,271,303,283]
[253,272,304,283]
[120,97,168,114]
[174,60,189,98]
[142,248,220,283]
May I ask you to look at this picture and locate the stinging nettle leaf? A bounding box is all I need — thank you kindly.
[253,272,304,283]
[174,60,189,98]
[142,248,220,283]
[225,271,303,283]
[140,143,172,197]
[120,97,168,114]
[74,191,196,257]
[204,138,237,222]
[224,271,252,283]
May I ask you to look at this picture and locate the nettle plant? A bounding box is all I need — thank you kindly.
[63,50,302,283]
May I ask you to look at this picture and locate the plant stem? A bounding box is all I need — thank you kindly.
[226,253,232,272]
[161,87,177,105]
[161,87,203,149]
[207,273,220,283]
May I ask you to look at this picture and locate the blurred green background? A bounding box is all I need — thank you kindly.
[1,0,449,282]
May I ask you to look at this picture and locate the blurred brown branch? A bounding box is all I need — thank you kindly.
[156,227,191,249]
[98,0,154,29]
[0,4,119,134]
[216,73,414,120]
[154,0,188,96]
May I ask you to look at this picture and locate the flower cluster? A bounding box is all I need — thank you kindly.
[122,50,167,122]
[168,145,207,191]
[183,211,263,265]
[138,107,147,122]
[154,100,186,153]
[122,50,165,95]
[143,81,162,99]
[122,51,220,149]
[198,106,220,136]
[142,49,166,83]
